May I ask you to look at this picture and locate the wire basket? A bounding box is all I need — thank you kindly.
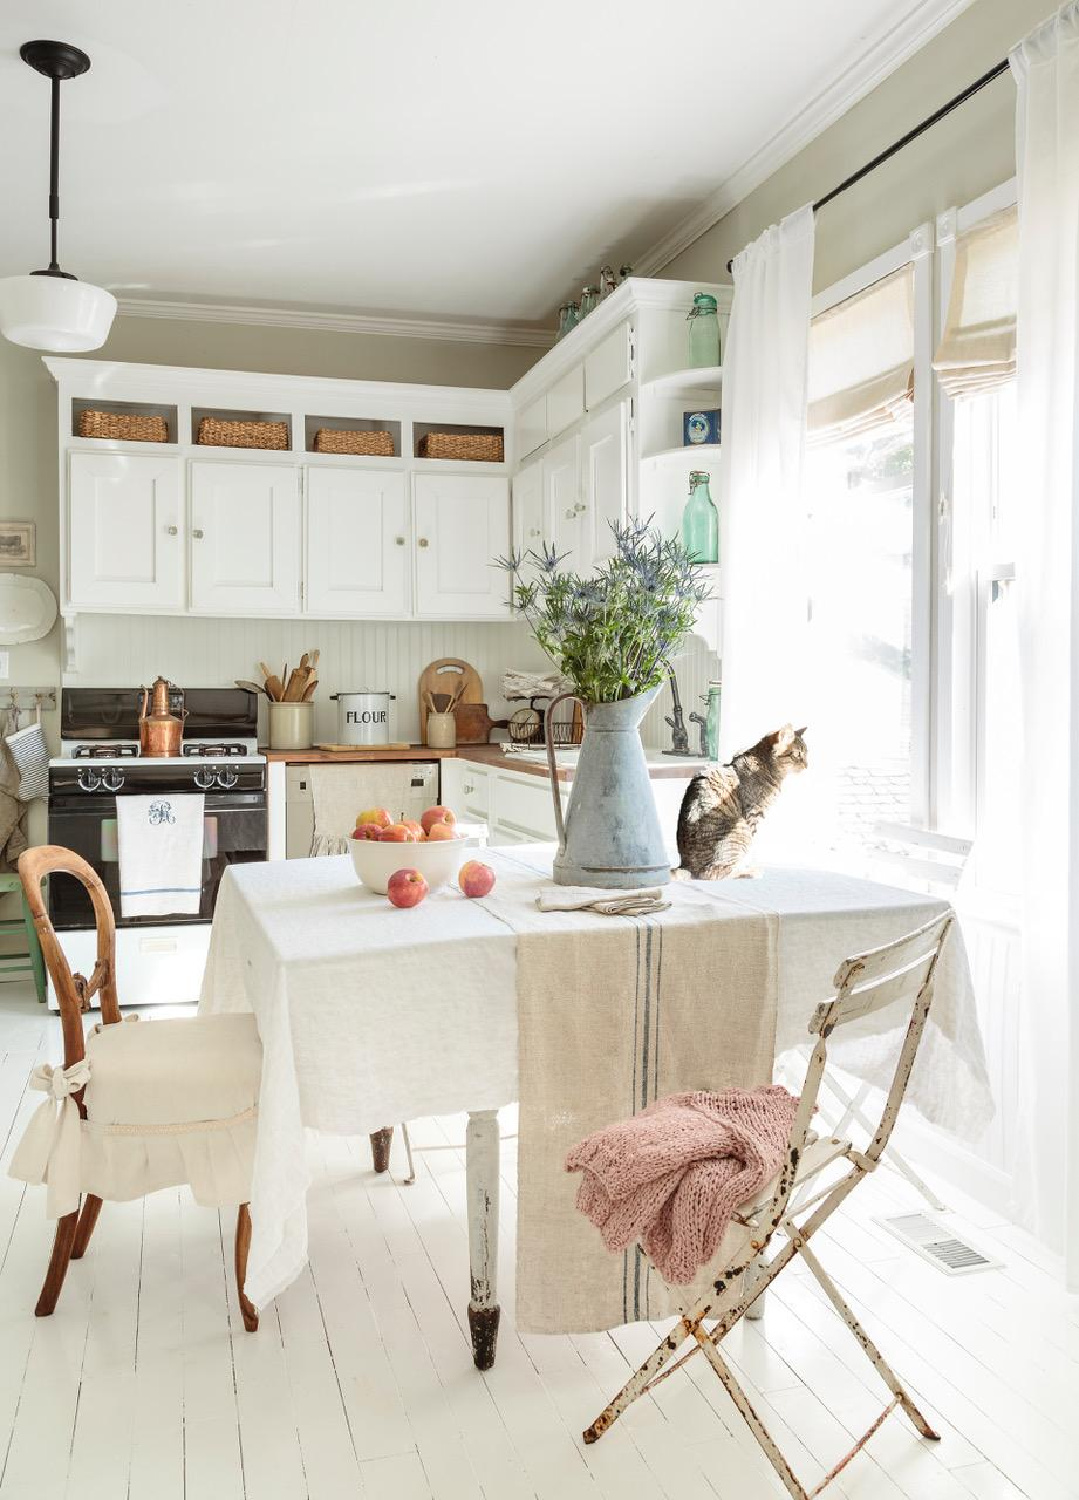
[508,701,584,746]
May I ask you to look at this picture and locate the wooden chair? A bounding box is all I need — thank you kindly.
[0,869,47,1003]
[582,912,954,1500]
[10,846,262,1330]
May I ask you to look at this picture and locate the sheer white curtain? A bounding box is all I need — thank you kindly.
[1010,2,1079,1283]
[719,205,815,758]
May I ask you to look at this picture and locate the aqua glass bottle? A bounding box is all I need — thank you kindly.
[704,680,721,761]
[682,471,719,564]
[687,292,721,367]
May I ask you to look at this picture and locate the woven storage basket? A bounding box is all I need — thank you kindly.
[78,410,169,443]
[313,428,395,456]
[197,417,289,450]
[417,432,504,462]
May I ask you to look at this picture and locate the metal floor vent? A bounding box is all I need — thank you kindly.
[877,1213,1000,1275]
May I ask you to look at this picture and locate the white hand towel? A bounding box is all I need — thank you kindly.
[117,793,205,918]
[536,885,671,917]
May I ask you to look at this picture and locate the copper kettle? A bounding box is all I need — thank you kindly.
[138,677,187,757]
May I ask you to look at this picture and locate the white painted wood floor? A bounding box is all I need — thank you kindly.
[1,985,1075,1500]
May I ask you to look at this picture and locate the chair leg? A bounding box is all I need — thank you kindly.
[694,1326,810,1500]
[583,1315,698,1443]
[369,1127,394,1173]
[235,1203,259,1333]
[399,1122,416,1185]
[798,1238,939,1440]
[21,891,47,1005]
[35,1207,80,1317]
[71,1194,103,1260]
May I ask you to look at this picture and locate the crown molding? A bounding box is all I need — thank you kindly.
[634,0,980,277]
[115,296,556,349]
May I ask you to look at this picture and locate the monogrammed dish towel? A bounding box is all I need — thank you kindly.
[117,793,205,918]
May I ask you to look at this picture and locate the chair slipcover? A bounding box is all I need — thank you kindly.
[9,1014,261,1219]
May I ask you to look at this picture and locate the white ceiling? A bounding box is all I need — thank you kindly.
[0,0,970,335]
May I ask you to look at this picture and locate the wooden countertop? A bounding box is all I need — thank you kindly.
[455,742,708,782]
[263,745,457,763]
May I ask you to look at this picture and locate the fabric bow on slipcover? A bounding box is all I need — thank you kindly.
[9,1059,91,1219]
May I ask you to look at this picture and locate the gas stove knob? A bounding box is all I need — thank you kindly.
[216,766,239,789]
[77,768,102,792]
[193,767,216,790]
[102,768,125,793]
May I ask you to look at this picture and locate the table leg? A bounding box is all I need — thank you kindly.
[369,1127,394,1173]
[466,1109,500,1370]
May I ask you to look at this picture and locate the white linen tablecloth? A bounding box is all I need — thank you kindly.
[200,846,992,1309]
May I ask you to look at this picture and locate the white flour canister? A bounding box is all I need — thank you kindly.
[331,691,395,745]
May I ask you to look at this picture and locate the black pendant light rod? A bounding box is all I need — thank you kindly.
[20,40,91,281]
[724,57,1011,274]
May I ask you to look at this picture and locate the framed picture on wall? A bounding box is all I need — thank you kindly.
[0,524,35,567]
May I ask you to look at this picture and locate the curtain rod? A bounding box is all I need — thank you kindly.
[724,56,1011,274]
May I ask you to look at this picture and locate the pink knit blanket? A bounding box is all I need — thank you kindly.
[565,1085,800,1284]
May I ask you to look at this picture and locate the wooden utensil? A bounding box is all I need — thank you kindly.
[259,661,284,701]
[235,679,267,697]
[454,701,509,744]
[418,657,482,741]
[301,678,318,701]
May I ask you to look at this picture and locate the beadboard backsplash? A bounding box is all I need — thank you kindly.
[70,615,550,746]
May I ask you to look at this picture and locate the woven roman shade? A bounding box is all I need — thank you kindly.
[933,206,1017,398]
[807,264,915,442]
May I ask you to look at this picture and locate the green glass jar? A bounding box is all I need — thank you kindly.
[557,301,579,340]
[579,286,600,320]
[682,470,719,564]
[704,679,721,761]
[687,292,721,368]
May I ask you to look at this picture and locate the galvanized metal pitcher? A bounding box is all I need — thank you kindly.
[545,686,670,889]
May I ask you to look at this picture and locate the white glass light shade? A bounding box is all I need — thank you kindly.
[0,273,116,352]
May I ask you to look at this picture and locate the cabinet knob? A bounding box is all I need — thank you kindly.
[565,509,576,520]
[575,502,587,513]
[395,536,406,546]
[165,524,178,536]
[417,537,430,548]
[192,528,205,540]
[529,527,540,537]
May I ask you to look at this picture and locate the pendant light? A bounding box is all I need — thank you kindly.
[0,40,116,353]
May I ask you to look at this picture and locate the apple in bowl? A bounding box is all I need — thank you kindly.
[420,805,456,836]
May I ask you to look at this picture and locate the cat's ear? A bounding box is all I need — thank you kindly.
[794,726,807,738]
[775,723,795,749]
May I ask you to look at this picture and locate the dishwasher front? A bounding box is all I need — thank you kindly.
[284,761,440,858]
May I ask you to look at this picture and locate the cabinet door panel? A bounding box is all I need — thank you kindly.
[542,434,582,565]
[414,473,510,618]
[68,453,184,610]
[511,459,545,591]
[190,461,300,615]
[516,395,547,459]
[580,400,629,569]
[306,468,409,616]
[546,366,585,440]
[585,322,632,409]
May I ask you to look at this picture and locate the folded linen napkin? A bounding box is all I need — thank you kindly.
[537,885,671,917]
[117,793,205,918]
[566,1085,800,1283]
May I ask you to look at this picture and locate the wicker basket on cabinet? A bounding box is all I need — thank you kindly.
[417,432,504,462]
[313,428,395,456]
[196,417,290,450]
[77,410,169,443]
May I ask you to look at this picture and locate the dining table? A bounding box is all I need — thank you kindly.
[199,844,993,1369]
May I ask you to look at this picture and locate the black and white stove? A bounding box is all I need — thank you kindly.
[46,687,268,1009]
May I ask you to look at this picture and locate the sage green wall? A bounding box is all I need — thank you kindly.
[662,0,1058,293]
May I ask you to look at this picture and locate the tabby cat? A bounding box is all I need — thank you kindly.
[674,724,808,880]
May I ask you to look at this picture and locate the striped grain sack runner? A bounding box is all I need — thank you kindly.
[483,854,778,1334]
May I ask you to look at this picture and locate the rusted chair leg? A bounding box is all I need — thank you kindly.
[35,1207,80,1317]
[235,1203,259,1333]
[369,1126,394,1173]
[71,1194,103,1260]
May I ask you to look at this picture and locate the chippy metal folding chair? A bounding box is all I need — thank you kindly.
[583,911,954,1500]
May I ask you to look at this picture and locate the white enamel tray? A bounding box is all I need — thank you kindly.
[0,574,58,644]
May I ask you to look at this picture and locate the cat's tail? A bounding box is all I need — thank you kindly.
[670,865,692,881]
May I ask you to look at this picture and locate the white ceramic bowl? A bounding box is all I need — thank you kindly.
[348,833,471,895]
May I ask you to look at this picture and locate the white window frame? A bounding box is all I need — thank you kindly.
[810,223,935,830]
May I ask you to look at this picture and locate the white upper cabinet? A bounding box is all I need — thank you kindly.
[585,323,633,410]
[68,452,184,611]
[543,433,582,566]
[580,400,629,569]
[306,467,409,617]
[545,365,585,441]
[516,395,547,460]
[511,458,545,589]
[189,461,301,615]
[413,472,511,618]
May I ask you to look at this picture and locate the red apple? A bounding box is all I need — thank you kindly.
[357,807,393,829]
[387,868,428,908]
[426,821,458,841]
[420,805,456,835]
[458,860,496,898]
[378,823,414,842]
[402,820,426,841]
[351,823,382,841]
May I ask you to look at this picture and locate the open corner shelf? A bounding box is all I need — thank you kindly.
[643,443,721,464]
[642,366,723,398]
